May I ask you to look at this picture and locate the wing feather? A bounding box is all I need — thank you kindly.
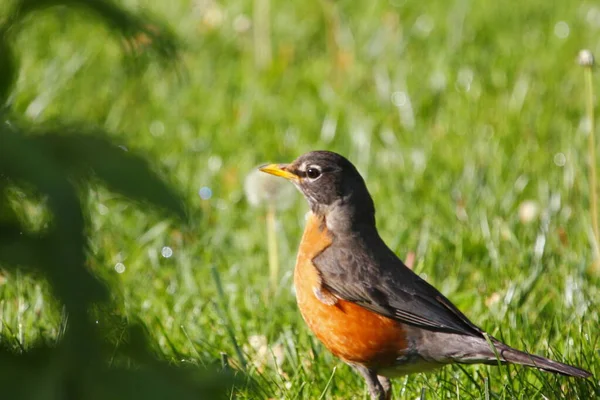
[313,237,483,337]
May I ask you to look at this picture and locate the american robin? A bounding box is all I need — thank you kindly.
[259,150,592,400]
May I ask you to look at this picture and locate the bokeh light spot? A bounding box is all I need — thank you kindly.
[161,246,173,258]
[115,263,125,274]
[554,21,569,39]
[199,186,213,200]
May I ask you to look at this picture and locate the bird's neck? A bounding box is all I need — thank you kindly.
[313,194,377,236]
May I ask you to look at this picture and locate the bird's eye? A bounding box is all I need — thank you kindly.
[306,167,321,179]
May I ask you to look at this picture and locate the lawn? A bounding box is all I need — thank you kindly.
[2,0,599,398]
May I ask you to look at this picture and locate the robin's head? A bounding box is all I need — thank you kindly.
[259,151,376,230]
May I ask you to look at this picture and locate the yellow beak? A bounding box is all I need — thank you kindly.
[259,163,299,181]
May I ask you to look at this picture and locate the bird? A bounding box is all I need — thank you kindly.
[259,150,592,400]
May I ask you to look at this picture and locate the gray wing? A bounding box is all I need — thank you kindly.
[313,239,484,337]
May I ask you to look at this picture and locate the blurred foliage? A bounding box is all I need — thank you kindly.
[0,0,241,398]
[1,0,599,398]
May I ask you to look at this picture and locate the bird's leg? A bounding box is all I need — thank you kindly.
[377,375,392,400]
[350,364,386,400]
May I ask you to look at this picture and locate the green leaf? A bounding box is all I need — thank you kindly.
[0,29,17,106]
[0,222,47,271]
[8,0,180,64]
[31,130,186,220]
[0,127,108,315]
[0,340,240,400]
[94,322,243,400]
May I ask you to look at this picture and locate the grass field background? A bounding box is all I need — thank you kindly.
[2,0,600,398]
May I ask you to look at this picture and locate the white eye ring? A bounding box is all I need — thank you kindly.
[306,166,321,180]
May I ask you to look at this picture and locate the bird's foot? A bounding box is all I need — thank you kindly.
[350,364,392,400]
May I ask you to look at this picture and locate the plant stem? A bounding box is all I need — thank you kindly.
[267,204,279,292]
[253,0,272,69]
[584,65,600,272]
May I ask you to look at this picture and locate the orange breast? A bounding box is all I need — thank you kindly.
[294,213,408,368]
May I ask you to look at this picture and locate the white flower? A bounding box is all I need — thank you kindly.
[244,166,296,210]
[578,49,595,67]
[519,200,539,224]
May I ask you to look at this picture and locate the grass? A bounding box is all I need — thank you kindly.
[2,0,600,398]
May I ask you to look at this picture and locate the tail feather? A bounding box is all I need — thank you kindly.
[488,340,592,378]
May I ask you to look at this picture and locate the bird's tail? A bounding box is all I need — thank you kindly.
[485,339,592,378]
